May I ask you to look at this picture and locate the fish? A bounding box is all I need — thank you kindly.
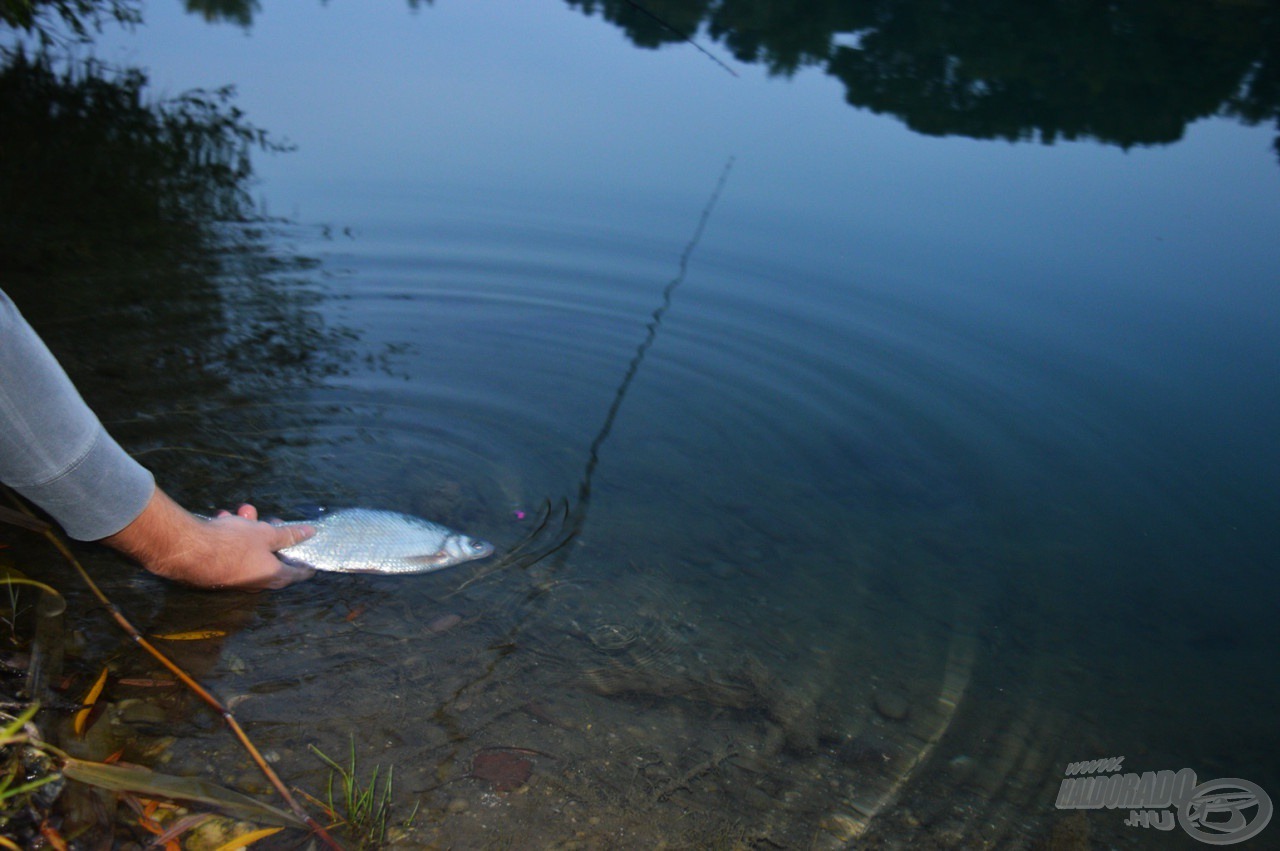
[271,508,495,575]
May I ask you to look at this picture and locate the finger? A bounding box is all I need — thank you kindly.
[236,504,259,521]
[233,563,315,592]
[215,509,232,518]
[263,564,316,590]
[271,523,315,551]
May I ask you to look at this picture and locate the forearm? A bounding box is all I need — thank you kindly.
[104,491,316,590]
[101,487,201,578]
[3,289,314,590]
[0,289,154,540]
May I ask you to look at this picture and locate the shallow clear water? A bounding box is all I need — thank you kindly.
[4,1,1280,847]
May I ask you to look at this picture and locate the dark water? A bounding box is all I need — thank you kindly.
[3,1,1279,848]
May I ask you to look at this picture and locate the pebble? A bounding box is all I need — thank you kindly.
[428,613,463,634]
[873,688,910,721]
[446,797,469,813]
[946,754,975,781]
[116,699,167,725]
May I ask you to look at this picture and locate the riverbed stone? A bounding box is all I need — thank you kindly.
[873,688,910,721]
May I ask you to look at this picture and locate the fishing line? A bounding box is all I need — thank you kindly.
[455,157,735,587]
[573,155,736,522]
[621,0,739,77]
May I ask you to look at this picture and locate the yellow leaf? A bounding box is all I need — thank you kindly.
[150,630,227,640]
[74,666,109,736]
[211,826,283,851]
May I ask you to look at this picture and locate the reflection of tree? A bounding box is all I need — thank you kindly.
[706,1,855,76]
[13,0,1275,154]
[0,49,359,504]
[574,0,1280,158]
[822,0,1271,147]
[567,0,711,50]
[1,50,281,264]
[0,0,139,42]
[183,0,259,28]
[1224,16,1280,160]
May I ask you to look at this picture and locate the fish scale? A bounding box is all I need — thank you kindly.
[270,508,494,574]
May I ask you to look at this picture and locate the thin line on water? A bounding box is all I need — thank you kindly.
[575,155,736,518]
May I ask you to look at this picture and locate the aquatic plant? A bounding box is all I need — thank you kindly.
[1,494,344,847]
[0,704,306,846]
[311,740,416,850]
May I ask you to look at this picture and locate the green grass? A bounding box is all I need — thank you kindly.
[310,739,417,850]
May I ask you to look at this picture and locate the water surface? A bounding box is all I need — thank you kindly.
[3,1,1279,847]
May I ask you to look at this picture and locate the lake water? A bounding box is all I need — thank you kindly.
[3,1,1279,848]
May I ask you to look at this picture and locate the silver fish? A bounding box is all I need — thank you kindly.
[274,508,494,575]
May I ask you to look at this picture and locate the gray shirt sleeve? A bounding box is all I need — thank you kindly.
[0,289,155,541]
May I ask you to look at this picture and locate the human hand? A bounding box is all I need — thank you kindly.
[195,503,317,590]
[103,488,316,591]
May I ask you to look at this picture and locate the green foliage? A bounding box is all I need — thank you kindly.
[311,741,414,850]
[0,705,62,843]
[0,754,59,808]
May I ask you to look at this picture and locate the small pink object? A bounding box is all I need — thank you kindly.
[514,510,526,520]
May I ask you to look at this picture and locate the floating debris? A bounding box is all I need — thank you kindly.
[73,665,108,736]
[150,630,227,641]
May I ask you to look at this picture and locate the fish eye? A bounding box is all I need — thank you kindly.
[469,540,486,551]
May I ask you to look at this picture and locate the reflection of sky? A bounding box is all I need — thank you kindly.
[100,2,1280,284]
[88,1,1275,358]
[90,3,1279,485]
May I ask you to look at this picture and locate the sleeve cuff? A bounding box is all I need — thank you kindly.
[14,426,156,541]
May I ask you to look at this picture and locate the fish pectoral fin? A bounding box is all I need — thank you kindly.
[407,551,451,566]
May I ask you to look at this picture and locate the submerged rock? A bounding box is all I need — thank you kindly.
[873,688,910,721]
[470,750,532,792]
[836,730,901,768]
